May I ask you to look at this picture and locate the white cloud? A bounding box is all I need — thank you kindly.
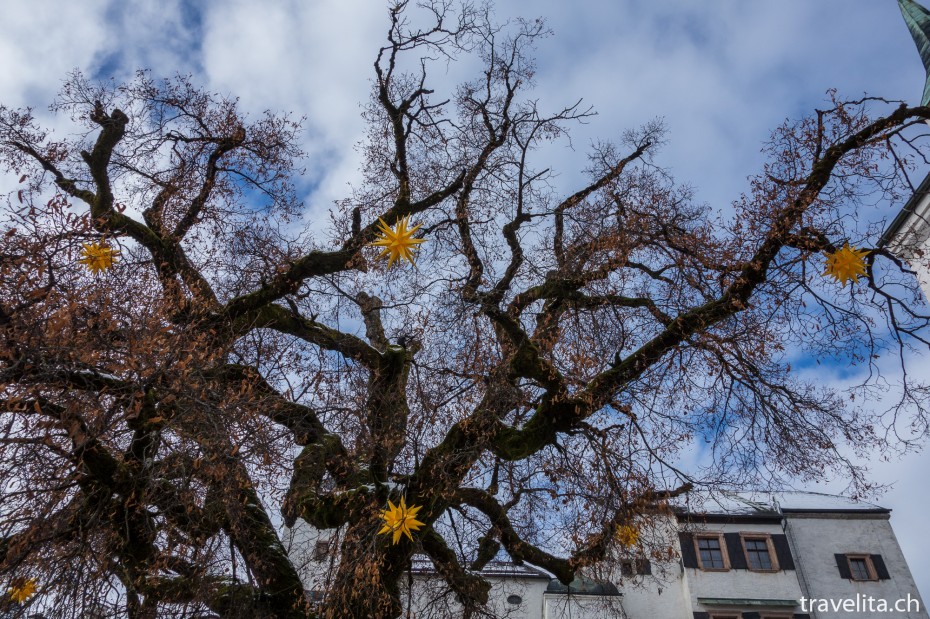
[2,0,929,600]
[0,1,109,108]
[200,0,385,212]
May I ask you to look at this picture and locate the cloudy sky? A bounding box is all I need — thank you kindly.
[3,0,929,601]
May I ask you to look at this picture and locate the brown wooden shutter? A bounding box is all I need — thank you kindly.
[725,533,747,569]
[871,554,891,579]
[835,553,852,579]
[679,532,698,568]
[772,534,795,570]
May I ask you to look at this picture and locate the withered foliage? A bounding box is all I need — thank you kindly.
[2,3,930,618]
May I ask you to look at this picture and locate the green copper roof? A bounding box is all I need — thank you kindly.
[899,0,930,105]
[546,575,621,596]
[697,598,798,608]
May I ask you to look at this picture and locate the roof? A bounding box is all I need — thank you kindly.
[697,597,798,608]
[771,491,889,514]
[677,490,889,517]
[409,556,551,580]
[409,556,621,596]
[545,575,622,597]
[879,170,930,251]
[686,491,781,516]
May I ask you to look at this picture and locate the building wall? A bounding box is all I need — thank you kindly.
[883,183,930,302]
[406,575,550,619]
[284,500,927,619]
[543,593,624,618]
[283,520,333,597]
[614,566,693,619]
[784,513,928,619]
[613,515,695,619]
[683,521,805,617]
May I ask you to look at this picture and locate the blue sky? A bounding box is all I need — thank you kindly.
[3,0,929,601]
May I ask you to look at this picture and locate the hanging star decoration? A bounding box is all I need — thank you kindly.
[378,497,425,545]
[78,241,119,274]
[370,216,426,268]
[615,524,640,548]
[7,578,37,604]
[822,243,870,287]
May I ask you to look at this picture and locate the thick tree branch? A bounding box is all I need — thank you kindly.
[421,528,491,608]
[244,303,382,367]
[456,488,574,584]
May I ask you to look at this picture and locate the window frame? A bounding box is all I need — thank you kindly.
[620,558,651,577]
[620,559,636,577]
[694,533,730,571]
[739,532,780,573]
[311,538,331,562]
[846,554,879,582]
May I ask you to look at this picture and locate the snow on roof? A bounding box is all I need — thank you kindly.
[699,492,778,515]
[771,491,888,513]
[409,556,552,580]
[678,490,888,515]
[677,490,779,516]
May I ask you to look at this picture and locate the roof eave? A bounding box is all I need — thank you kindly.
[879,170,930,249]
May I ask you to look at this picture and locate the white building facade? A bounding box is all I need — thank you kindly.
[880,171,930,300]
[286,492,926,619]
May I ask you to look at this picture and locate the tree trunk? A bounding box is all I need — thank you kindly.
[322,520,410,619]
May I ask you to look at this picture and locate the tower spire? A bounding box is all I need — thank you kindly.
[899,0,930,105]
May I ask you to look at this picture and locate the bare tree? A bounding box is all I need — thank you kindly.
[2,2,930,618]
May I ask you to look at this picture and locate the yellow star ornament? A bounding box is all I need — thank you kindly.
[615,524,640,548]
[822,243,869,287]
[378,497,425,545]
[370,216,426,268]
[78,241,119,274]
[8,577,37,604]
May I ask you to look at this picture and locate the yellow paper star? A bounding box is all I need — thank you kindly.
[822,243,869,286]
[615,524,640,547]
[378,497,425,545]
[370,216,426,268]
[78,241,119,274]
[8,577,37,604]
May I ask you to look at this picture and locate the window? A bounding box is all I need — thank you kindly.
[307,589,325,602]
[311,538,331,561]
[847,555,878,581]
[695,534,728,570]
[620,558,652,576]
[741,534,779,572]
[836,552,889,580]
[506,594,522,605]
[709,614,740,619]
